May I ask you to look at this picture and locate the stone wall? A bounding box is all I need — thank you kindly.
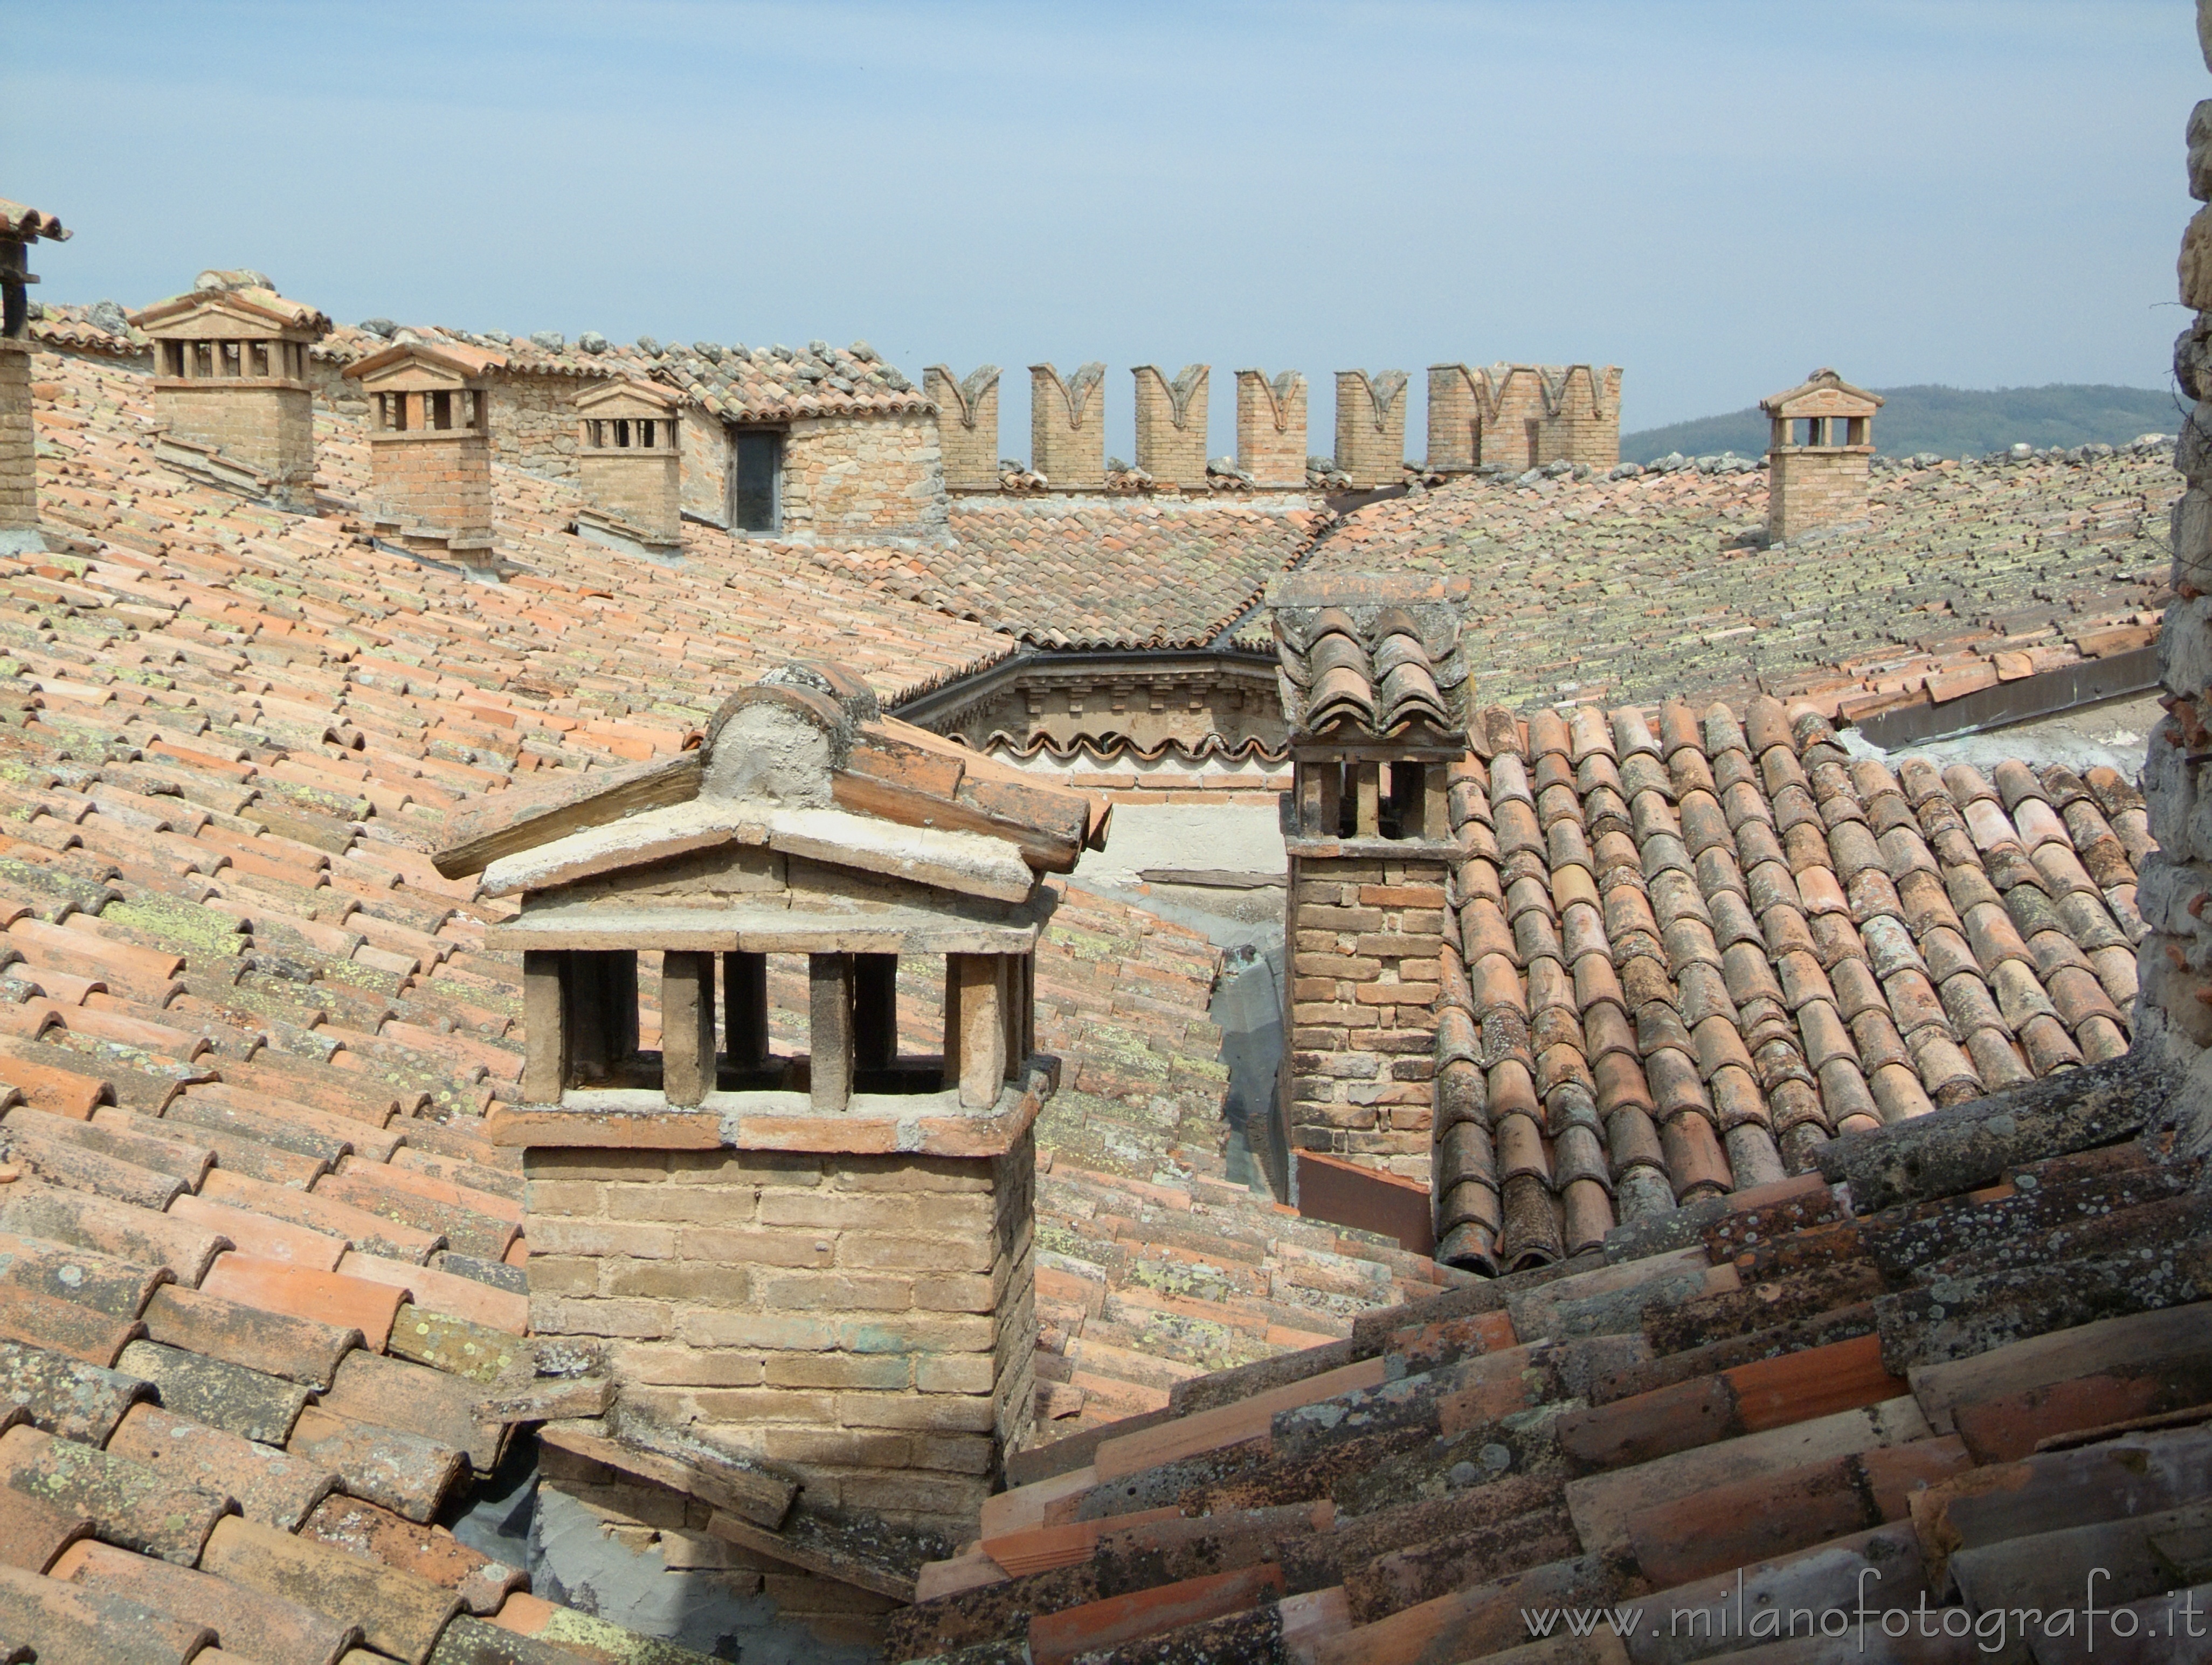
[1287,851,1449,1182]
[488,369,589,481]
[1767,446,1872,543]
[1335,370,1408,489]
[1236,370,1308,488]
[0,344,32,534]
[155,381,317,484]
[1132,365,1208,489]
[523,1134,1036,1539]
[2137,4,2212,1153]
[782,413,950,545]
[369,431,493,541]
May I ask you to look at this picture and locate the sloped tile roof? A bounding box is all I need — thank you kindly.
[895,1056,2210,1664]
[0,338,1436,1653]
[0,202,67,244]
[1298,452,2175,718]
[833,496,1326,650]
[1270,574,1473,741]
[1430,692,2145,1273]
[315,323,936,420]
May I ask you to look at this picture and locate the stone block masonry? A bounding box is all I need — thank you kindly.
[525,1133,1037,1540]
[0,343,32,533]
[1285,854,1451,1184]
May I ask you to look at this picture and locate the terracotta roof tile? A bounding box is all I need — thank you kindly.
[1302,451,2173,719]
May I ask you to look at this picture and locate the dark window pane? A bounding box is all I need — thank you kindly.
[734,431,782,532]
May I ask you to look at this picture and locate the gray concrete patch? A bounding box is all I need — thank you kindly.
[529,1486,877,1665]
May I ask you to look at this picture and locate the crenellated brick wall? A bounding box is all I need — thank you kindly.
[1236,369,1308,488]
[1334,370,1409,489]
[1132,365,1208,489]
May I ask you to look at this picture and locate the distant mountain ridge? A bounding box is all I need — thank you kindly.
[1621,383,2187,462]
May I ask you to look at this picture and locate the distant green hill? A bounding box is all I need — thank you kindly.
[1621,383,2188,462]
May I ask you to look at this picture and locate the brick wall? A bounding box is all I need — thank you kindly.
[1427,365,1622,475]
[1287,853,1450,1183]
[1031,365,1105,489]
[155,381,317,484]
[1236,370,1308,488]
[1767,447,1871,542]
[1132,366,1208,489]
[523,1134,1037,1539]
[925,367,1001,490]
[782,414,950,545]
[1534,366,1623,469]
[0,344,31,533]
[580,449,682,545]
[369,430,493,540]
[1334,371,1408,489]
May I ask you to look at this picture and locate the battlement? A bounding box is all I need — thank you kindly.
[1235,369,1307,488]
[1029,361,1106,489]
[1334,369,1409,489]
[925,364,1000,490]
[1131,363,1207,488]
[1426,362,1622,474]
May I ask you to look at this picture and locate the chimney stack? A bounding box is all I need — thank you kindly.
[575,378,683,556]
[0,200,67,551]
[344,339,501,564]
[1760,369,1881,543]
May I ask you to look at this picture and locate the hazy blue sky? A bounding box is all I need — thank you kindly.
[3,1,2197,459]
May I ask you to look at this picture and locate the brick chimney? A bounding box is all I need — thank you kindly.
[575,378,683,555]
[1760,368,1882,543]
[1333,370,1408,490]
[1131,364,1208,489]
[344,339,501,563]
[439,665,1108,1553]
[0,200,67,552]
[1235,369,1307,488]
[1028,362,1105,489]
[925,365,1001,490]
[130,271,331,504]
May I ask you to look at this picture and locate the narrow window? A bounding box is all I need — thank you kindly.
[640,419,655,448]
[392,391,408,432]
[192,342,215,377]
[220,342,241,377]
[732,430,783,532]
[432,390,452,430]
[614,418,630,448]
[249,343,270,377]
